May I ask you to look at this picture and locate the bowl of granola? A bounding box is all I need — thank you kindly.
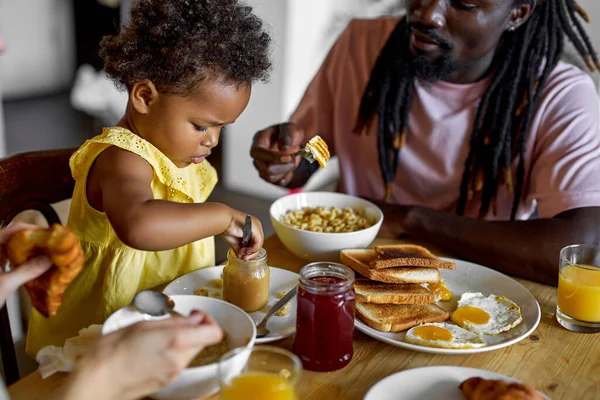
[270,191,383,261]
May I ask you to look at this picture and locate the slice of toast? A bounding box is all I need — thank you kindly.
[355,280,434,304]
[372,244,456,270]
[341,249,440,283]
[356,302,450,332]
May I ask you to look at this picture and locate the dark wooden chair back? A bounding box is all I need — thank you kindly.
[0,148,76,385]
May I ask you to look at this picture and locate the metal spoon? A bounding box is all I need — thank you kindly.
[256,286,298,338]
[132,289,185,318]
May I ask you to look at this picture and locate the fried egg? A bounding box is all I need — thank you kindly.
[421,280,453,301]
[405,322,486,349]
[451,292,523,335]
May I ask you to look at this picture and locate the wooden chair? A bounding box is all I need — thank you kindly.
[0,148,76,385]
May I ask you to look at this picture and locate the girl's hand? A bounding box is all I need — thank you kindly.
[220,211,264,260]
[64,310,223,400]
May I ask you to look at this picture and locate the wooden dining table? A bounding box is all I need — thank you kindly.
[8,235,600,400]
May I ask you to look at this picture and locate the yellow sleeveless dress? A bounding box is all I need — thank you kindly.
[26,126,218,357]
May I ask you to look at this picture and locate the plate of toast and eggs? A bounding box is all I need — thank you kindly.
[163,266,299,344]
[364,366,550,400]
[341,244,541,355]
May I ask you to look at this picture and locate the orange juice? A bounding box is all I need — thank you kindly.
[557,265,600,322]
[221,373,297,400]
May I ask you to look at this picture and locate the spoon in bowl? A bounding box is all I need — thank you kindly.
[132,289,185,318]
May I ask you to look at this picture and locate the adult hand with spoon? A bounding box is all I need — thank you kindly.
[61,310,223,400]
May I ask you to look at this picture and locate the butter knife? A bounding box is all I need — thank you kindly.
[242,214,252,248]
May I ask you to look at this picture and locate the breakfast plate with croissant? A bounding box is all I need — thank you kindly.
[363,366,550,399]
[341,244,541,355]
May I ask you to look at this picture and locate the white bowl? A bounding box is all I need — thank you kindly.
[270,191,383,261]
[102,295,256,399]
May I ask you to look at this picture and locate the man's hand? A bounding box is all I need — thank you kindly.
[250,122,305,187]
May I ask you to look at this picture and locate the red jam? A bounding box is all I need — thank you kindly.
[294,264,356,372]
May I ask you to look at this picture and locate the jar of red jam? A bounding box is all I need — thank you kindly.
[294,262,356,372]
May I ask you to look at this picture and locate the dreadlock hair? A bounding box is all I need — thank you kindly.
[354,0,600,219]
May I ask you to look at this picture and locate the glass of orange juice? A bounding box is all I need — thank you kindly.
[218,346,302,400]
[557,244,600,333]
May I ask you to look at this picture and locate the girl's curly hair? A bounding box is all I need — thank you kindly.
[100,0,272,94]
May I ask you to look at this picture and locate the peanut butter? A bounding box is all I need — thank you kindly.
[223,248,270,312]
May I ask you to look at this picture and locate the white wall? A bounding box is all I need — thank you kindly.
[284,0,404,117]
[282,0,336,117]
[0,0,75,99]
[222,0,289,199]
[579,1,600,48]
[554,1,600,90]
[223,0,345,199]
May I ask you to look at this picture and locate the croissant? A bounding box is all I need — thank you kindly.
[460,377,544,400]
[5,224,83,317]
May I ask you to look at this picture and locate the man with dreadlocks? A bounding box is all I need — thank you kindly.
[251,0,600,286]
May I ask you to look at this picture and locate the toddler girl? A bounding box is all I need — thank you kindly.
[27,0,271,356]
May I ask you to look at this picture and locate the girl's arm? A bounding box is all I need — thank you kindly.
[88,146,263,257]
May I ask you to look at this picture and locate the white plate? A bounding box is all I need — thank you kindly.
[364,366,550,400]
[355,257,541,354]
[164,266,299,343]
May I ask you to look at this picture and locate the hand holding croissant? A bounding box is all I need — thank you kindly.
[4,224,83,317]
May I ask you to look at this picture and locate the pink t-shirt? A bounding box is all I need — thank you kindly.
[291,18,600,220]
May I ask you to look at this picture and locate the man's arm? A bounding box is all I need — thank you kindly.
[384,66,600,286]
[382,204,600,286]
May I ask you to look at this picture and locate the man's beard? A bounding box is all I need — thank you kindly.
[411,49,464,84]
[406,24,464,84]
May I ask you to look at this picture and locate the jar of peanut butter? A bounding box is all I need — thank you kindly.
[222,248,270,312]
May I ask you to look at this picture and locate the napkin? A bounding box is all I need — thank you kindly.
[36,324,103,379]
